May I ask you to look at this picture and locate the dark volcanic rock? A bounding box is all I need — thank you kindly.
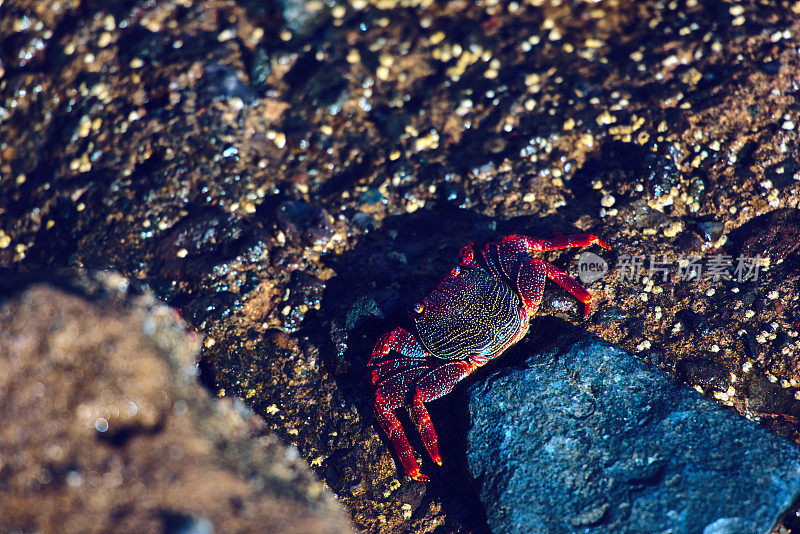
[694,219,725,243]
[276,200,335,247]
[729,208,800,265]
[200,63,259,106]
[467,337,800,534]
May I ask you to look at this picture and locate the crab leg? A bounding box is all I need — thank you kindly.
[480,242,503,278]
[514,256,592,316]
[458,242,482,270]
[475,234,610,284]
[374,396,429,482]
[494,234,603,317]
[368,327,434,481]
[405,360,480,468]
[514,233,611,252]
[409,396,442,466]
[541,261,593,318]
[416,361,479,402]
[368,328,428,367]
[514,257,547,312]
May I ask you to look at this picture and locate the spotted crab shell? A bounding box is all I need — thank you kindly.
[414,268,523,360]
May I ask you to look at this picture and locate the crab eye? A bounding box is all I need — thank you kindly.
[451,266,461,276]
[413,302,425,314]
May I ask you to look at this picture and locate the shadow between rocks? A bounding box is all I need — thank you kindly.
[309,204,605,530]
[0,267,149,306]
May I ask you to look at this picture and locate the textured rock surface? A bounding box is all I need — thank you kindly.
[0,272,351,534]
[467,336,800,534]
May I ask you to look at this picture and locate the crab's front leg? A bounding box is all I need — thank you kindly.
[410,359,481,465]
[374,393,428,481]
[369,329,481,481]
[408,396,442,466]
[368,328,434,481]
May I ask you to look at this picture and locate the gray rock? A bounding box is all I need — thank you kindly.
[467,336,800,534]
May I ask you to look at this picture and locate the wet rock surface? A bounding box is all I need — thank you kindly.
[1,0,800,531]
[0,271,351,534]
[467,336,800,534]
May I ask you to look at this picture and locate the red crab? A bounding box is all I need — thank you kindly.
[367,233,611,481]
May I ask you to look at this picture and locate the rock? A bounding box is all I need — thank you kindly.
[350,211,375,231]
[694,219,724,242]
[201,63,258,105]
[280,0,327,36]
[687,174,707,206]
[627,200,670,230]
[642,144,681,199]
[729,209,800,265]
[283,270,326,332]
[181,291,242,328]
[345,294,385,332]
[467,336,800,534]
[765,158,800,190]
[746,372,793,416]
[438,181,468,207]
[276,200,335,247]
[161,210,245,258]
[594,305,627,324]
[155,210,253,283]
[675,308,711,336]
[0,274,351,534]
[675,357,728,392]
[285,56,349,111]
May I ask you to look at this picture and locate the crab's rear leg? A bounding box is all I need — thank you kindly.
[514,257,547,312]
[368,328,433,481]
[480,234,611,282]
[516,233,611,252]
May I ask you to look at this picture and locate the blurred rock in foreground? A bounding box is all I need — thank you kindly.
[0,271,351,534]
[467,336,800,534]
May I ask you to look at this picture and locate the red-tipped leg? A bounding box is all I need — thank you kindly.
[514,233,611,252]
[371,357,480,481]
[514,256,594,318]
[497,233,608,318]
[542,261,593,318]
[409,396,442,466]
[374,396,429,481]
[408,360,479,469]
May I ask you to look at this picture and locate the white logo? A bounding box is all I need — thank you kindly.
[577,251,609,284]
